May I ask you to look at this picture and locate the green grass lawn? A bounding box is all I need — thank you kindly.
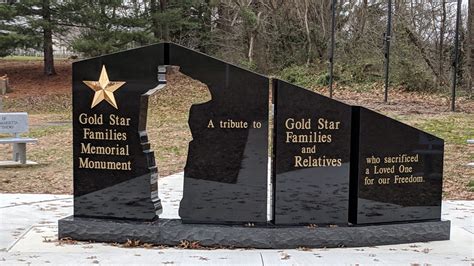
[401,113,474,146]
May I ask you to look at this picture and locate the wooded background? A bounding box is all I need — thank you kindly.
[0,0,473,95]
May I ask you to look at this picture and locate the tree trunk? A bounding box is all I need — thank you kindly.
[42,0,56,76]
[150,0,160,40]
[439,0,446,86]
[304,0,311,66]
[160,0,169,41]
[248,11,262,65]
[248,35,255,64]
[468,0,473,94]
[403,25,439,80]
[360,0,368,38]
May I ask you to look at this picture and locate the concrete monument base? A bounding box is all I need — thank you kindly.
[58,216,450,249]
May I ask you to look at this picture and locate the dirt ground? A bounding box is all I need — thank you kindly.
[1,59,72,98]
[0,59,472,200]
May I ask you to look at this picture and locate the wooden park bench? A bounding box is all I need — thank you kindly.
[0,112,38,166]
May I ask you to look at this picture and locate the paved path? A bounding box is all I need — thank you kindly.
[1,173,473,265]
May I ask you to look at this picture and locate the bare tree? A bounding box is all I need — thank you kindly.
[294,0,312,66]
[43,0,56,75]
[439,0,447,86]
[468,0,473,94]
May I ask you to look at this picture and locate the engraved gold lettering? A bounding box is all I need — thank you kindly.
[301,145,316,154]
[383,154,419,163]
[219,119,248,129]
[285,131,331,143]
[317,118,340,130]
[285,118,311,130]
[82,128,127,141]
[394,174,424,184]
[81,143,129,156]
[373,165,395,174]
[208,119,215,128]
[363,153,424,186]
[294,155,342,168]
[79,113,103,125]
[78,157,131,171]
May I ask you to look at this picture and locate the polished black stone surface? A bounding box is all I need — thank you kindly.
[272,80,351,225]
[349,107,443,224]
[69,42,446,231]
[72,44,164,220]
[170,44,269,224]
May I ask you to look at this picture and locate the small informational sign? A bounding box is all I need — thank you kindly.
[0,112,28,134]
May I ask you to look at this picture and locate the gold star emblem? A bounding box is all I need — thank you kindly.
[83,65,125,109]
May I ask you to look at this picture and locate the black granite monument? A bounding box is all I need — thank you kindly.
[72,44,164,220]
[349,107,444,224]
[170,44,269,224]
[59,43,450,249]
[272,80,351,225]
